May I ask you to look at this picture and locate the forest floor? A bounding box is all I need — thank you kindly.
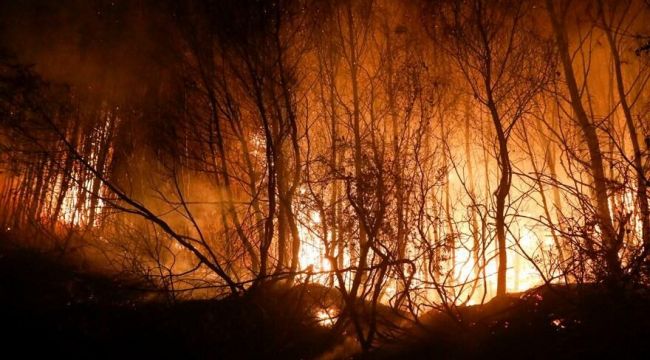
[2,232,650,359]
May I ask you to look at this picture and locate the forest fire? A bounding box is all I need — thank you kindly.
[1,0,650,358]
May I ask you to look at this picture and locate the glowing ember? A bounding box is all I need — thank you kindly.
[551,319,566,329]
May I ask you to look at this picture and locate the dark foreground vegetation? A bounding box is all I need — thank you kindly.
[2,232,650,359]
[371,287,650,359]
[0,246,331,358]
[0,233,337,359]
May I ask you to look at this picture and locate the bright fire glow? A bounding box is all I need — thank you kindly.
[295,206,558,306]
[49,111,115,227]
[315,308,337,327]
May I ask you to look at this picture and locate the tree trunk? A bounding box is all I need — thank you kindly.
[601,8,650,250]
[547,0,621,281]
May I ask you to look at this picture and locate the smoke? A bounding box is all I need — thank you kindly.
[0,0,174,103]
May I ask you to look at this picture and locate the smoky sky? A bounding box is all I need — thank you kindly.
[2,0,648,102]
[0,0,314,103]
[0,0,176,103]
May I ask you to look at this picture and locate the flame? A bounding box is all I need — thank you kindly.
[297,210,352,285]
[298,211,329,272]
[55,175,103,226]
[50,110,115,227]
[295,204,556,306]
[290,186,646,306]
[315,308,337,327]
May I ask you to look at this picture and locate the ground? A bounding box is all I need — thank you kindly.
[2,234,650,359]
